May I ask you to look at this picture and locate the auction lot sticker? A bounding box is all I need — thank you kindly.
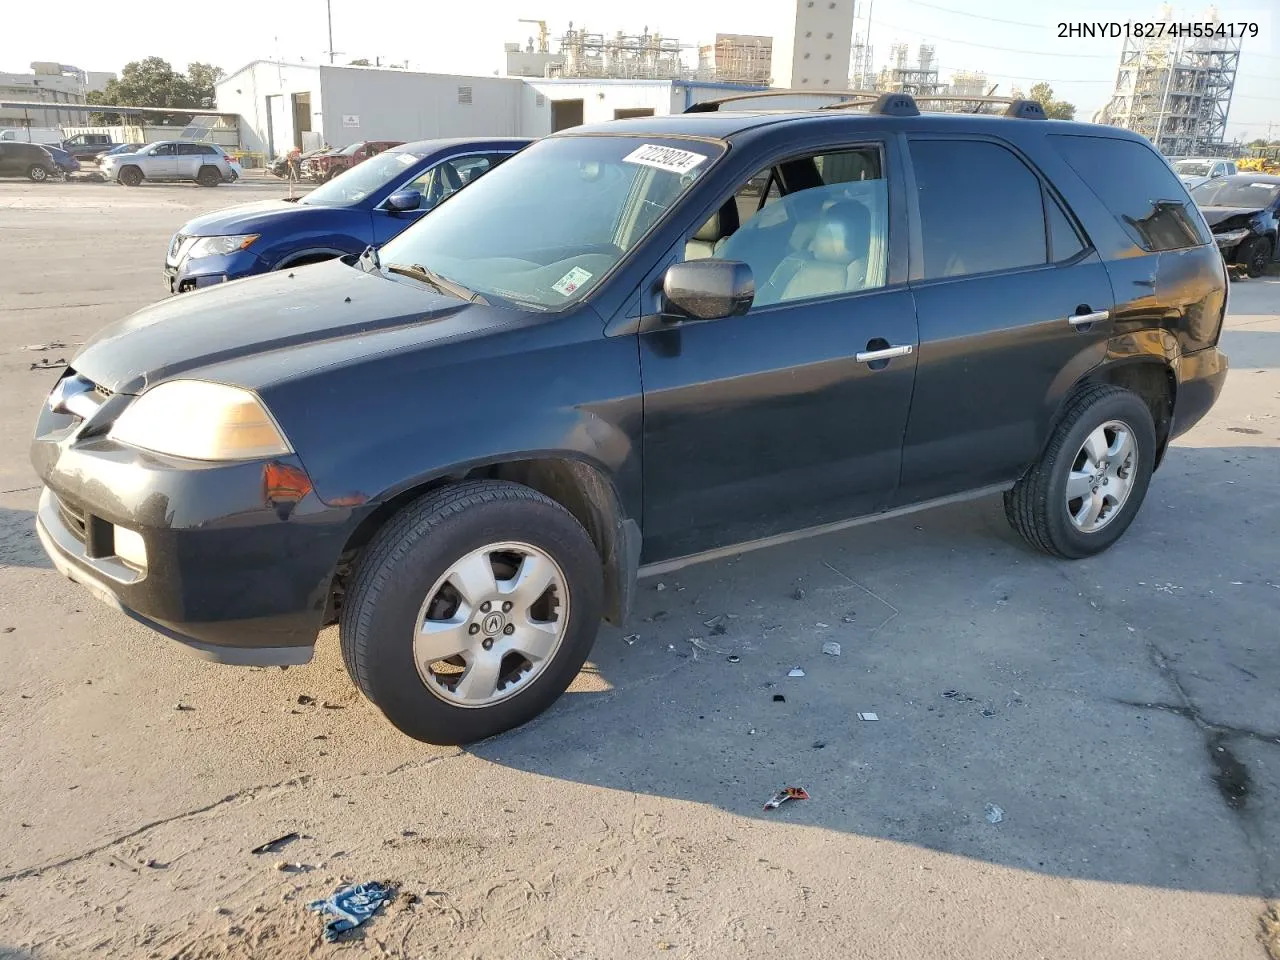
[552,266,593,296]
[623,144,707,175]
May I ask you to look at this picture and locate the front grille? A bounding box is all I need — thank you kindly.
[55,492,87,544]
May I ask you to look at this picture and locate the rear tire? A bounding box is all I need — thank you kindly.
[339,480,604,745]
[196,165,221,187]
[1241,237,1272,278]
[27,165,49,182]
[1004,384,1156,559]
[119,166,143,187]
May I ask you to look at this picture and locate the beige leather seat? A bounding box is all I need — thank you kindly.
[765,201,872,303]
[684,201,740,260]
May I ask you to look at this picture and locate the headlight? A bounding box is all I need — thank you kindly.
[109,380,293,461]
[1214,228,1251,247]
[187,234,259,259]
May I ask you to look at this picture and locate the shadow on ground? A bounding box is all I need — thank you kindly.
[471,444,1280,898]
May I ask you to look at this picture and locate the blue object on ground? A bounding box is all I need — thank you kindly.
[306,881,392,942]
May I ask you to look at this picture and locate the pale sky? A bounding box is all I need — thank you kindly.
[4,0,1278,140]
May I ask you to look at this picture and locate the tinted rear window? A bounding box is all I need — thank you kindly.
[1050,134,1209,251]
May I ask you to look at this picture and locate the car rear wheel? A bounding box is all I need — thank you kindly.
[339,480,604,745]
[27,164,49,182]
[1241,237,1272,278]
[119,166,143,187]
[1004,384,1157,559]
[196,165,222,187]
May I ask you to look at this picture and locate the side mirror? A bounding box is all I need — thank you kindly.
[385,189,422,213]
[662,260,754,322]
[1211,169,1224,178]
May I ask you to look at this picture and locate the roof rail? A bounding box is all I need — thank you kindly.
[683,89,874,113]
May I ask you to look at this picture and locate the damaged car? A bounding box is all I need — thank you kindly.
[1191,173,1280,277]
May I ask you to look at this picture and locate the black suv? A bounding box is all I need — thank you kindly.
[0,141,60,182]
[31,93,1228,744]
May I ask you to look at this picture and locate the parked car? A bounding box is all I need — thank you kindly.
[1172,157,1237,191]
[31,94,1229,745]
[101,141,237,187]
[0,126,64,144]
[43,145,80,176]
[1191,173,1280,277]
[95,143,146,161]
[304,140,403,181]
[59,133,129,161]
[164,137,528,292]
[0,141,60,181]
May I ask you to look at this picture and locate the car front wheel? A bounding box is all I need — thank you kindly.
[1004,384,1157,559]
[1241,237,1272,279]
[339,480,604,744]
[119,166,143,187]
[28,164,49,182]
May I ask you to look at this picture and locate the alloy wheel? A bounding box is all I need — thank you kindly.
[413,541,569,708]
[1065,419,1138,534]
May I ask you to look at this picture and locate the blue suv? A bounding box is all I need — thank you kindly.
[164,137,529,293]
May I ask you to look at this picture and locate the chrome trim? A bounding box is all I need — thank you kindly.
[1068,309,1110,326]
[855,344,913,363]
[637,483,1010,578]
[48,375,103,421]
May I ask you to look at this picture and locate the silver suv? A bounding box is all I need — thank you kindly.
[101,141,235,187]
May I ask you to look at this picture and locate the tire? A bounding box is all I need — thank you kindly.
[1241,237,1272,279]
[27,164,49,182]
[119,166,143,187]
[340,480,604,745]
[196,165,222,187]
[1004,384,1157,559]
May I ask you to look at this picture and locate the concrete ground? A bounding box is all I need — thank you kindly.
[1,178,1278,960]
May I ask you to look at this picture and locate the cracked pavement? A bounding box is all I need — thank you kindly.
[1,180,1278,959]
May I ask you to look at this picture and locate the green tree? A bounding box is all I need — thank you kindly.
[85,58,224,123]
[1028,82,1076,121]
[1249,138,1269,147]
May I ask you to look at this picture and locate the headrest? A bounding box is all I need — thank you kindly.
[693,199,740,243]
[810,201,871,263]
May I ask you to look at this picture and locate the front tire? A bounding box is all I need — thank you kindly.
[28,164,49,182]
[1004,384,1157,559]
[1241,237,1272,279]
[340,480,604,745]
[119,166,143,187]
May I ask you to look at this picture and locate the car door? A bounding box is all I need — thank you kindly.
[370,151,515,244]
[176,142,204,178]
[0,144,13,176]
[144,143,179,179]
[897,135,1116,505]
[637,140,919,562]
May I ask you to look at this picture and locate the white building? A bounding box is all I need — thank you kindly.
[0,61,116,131]
[770,0,857,90]
[215,61,771,157]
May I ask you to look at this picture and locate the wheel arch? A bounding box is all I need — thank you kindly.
[1059,357,1177,470]
[273,247,349,270]
[327,454,639,630]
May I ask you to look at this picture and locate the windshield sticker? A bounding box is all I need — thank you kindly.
[622,144,707,175]
[552,266,593,297]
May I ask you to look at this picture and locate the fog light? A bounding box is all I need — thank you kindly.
[113,526,147,569]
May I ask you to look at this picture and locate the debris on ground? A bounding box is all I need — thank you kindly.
[710,623,727,635]
[857,712,879,721]
[772,694,786,703]
[275,861,310,873]
[764,786,810,811]
[703,616,723,628]
[622,634,638,645]
[812,740,826,749]
[297,695,316,706]
[792,588,807,600]
[726,655,740,664]
[788,667,805,678]
[29,358,66,370]
[816,622,829,628]
[1260,904,1280,960]
[251,832,300,855]
[822,641,841,657]
[321,701,344,709]
[307,881,393,942]
[942,689,976,702]
[981,707,998,718]
[174,703,194,711]
[841,614,856,623]
[655,582,666,591]
[985,803,1005,824]
[27,341,67,352]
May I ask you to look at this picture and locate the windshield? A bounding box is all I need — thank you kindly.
[377,136,723,309]
[1174,161,1212,177]
[339,142,363,156]
[1192,178,1280,208]
[302,150,421,206]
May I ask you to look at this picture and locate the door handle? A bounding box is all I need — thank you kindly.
[856,344,914,363]
[1068,309,1110,327]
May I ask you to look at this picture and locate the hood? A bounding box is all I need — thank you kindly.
[70,260,519,395]
[1180,174,1210,190]
[1200,206,1265,230]
[179,198,343,236]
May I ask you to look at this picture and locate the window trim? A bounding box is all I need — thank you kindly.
[904,132,1094,286]
[663,139,900,317]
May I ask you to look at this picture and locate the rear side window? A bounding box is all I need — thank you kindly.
[910,139,1046,279]
[1050,135,1208,251]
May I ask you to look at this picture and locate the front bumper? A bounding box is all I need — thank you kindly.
[1170,345,1229,441]
[31,392,362,664]
[165,247,268,293]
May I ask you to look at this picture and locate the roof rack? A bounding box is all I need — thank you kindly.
[686,89,1048,120]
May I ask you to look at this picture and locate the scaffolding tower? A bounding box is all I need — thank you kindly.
[875,43,946,96]
[545,23,694,80]
[1099,6,1241,157]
